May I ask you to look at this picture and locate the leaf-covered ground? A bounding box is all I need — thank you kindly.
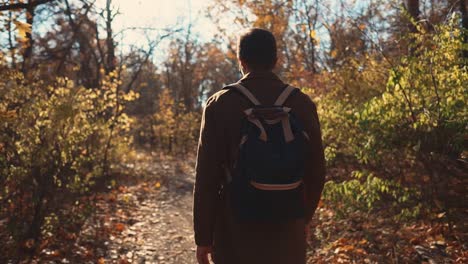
[12,151,466,263]
[308,206,466,263]
[90,153,197,263]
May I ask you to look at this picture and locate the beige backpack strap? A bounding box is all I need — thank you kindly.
[281,107,294,143]
[244,108,268,141]
[274,85,297,106]
[232,83,261,106]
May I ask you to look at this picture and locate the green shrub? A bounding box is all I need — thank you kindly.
[0,70,136,249]
[317,16,467,217]
[323,170,420,219]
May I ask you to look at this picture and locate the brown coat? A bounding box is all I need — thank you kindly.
[193,71,326,264]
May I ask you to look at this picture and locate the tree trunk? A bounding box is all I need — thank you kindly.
[7,10,16,69]
[406,0,420,32]
[21,1,35,74]
[105,0,116,74]
[0,0,52,11]
[461,0,468,60]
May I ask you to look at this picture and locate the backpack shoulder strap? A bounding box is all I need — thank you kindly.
[224,83,261,106]
[274,85,299,106]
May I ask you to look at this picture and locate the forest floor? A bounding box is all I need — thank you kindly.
[27,151,466,264]
[82,152,198,264]
[21,151,196,264]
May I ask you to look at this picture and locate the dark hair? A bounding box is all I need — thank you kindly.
[237,28,277,70]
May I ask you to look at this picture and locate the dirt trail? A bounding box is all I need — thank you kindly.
[70,152,463,264]
[98,154,197,264]
[6,151,462,263]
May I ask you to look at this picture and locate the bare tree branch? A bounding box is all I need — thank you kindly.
[124,32,175,93]
[0,0,55,12]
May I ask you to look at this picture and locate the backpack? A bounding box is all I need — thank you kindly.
[223,83,308,222]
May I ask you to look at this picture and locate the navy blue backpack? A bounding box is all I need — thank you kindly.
[223,83,308,221]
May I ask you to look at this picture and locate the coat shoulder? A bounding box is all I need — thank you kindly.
[204,88,235,110]
[289,88,317,111]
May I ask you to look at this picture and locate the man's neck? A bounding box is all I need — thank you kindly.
[243,69,272,76]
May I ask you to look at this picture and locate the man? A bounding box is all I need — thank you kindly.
[193,28,326,264]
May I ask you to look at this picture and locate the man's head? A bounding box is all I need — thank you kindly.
[237,28,277,73]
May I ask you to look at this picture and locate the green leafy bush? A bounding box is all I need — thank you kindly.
[317,16,467,217]
[0,70,136,249]
[323,170,420,219]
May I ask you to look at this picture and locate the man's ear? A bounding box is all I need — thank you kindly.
[239,58,249,74]
[239,59,246,69]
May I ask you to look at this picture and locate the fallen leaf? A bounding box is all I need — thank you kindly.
[114,222,125,232]
[436,212,446,218]
[359,239,367,245]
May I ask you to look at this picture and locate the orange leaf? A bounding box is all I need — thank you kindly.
[331,49,338,59]
[335,237,348,245]
[341,245,355,252]
[358,239,367,245]
[355,248,366,254]
[13,20,32,40]
[114,222,125,232]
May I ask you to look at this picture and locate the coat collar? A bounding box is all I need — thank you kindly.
[239,70,282,83]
